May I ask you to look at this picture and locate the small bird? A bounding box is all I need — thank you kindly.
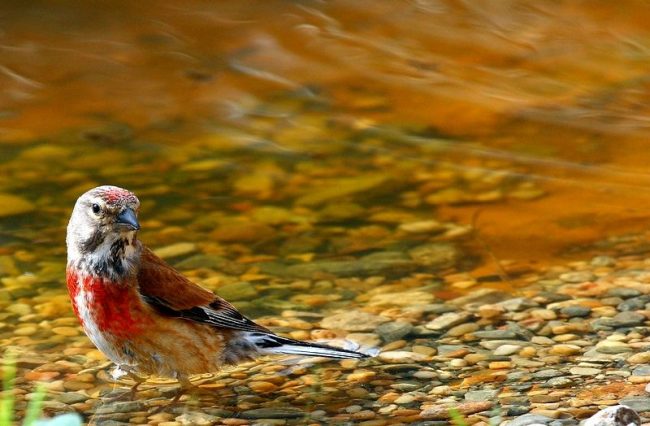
[65,185,367,396]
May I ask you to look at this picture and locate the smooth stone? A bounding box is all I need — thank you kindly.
[608,288,642,298]
[15,326,38,336]
[558,272,595,283]
[0,193,35,217]
[321,311,389,331]
[507,413,555,426]
[7,303,32,315]
[628,352,650,364]
[239,408,305,419]
[632,365,650,376]
[619,396,650,412]
[569,367,600,376]
[399,220,445,233]
[507,406,532,417]
[549,344,582,356]
[446,322,479,337]
[425,312,472,331]
[595,340,632,354]
[154,242,197,259]
[94,401,146,414]
[282,251,417,278]
[590,256,616,266]
[394,394,417,404]
[479,340,528,350]
[408,242,458,267]
[493,345,522,356]
[56,392,88,404]
[346,332,382,348]
[560,306,591,318]
[473,330,518,339]
[532,369,564,379]
[378,351,430,363]
[175,413,222,425]
[368,291,435,306]
[618,297,650,312]
[605,312,646,327]
[248,381,277,393]
[531,336,555,345]
[465,389,499,401]
[496,298,538,312]
[296,174,387,206]
[375,321,413,342]
[51,327,80,337]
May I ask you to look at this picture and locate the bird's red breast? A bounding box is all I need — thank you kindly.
[66,269,151,338]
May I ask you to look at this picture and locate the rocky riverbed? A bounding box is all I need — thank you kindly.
[6,249,650,425]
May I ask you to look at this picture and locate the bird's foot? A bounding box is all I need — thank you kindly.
[102,370,147,402]
[149,386,189,414]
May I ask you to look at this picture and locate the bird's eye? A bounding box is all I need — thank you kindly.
[91,203,101,214]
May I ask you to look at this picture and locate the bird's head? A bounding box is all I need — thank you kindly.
[67,185,141,274]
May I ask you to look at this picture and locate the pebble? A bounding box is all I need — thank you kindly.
[473,330,518,339]
[532,369,564,379]
[632,365,650,376]
[559,272,595,283]
[628,352,650,364]
[51,327,80,336]
[56,392,88,404]
[94,401,145,414]
[321,311,389,331]
[619,396,650,412]
[375,321,413,342]
[493,344,522,356]
[446,322,479,336]
[248,381,278,393]
[560,306,592,318]
[465,389,499,401]
[0,193,35,217]
[424,312,472,331]
[14,326,38,336]
[378,351,430,363]
[240,408,305,419]
[419,401,493,419]
[595,340,632,354]
[175,413,223,425]
[569,367,600,376]
[601,311,646,328]
[154,242,197,259]
[549,344,582,356]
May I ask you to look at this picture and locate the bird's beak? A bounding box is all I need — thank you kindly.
[116,207,140,231]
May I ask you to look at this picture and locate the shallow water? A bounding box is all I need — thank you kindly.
[2,1,650,424]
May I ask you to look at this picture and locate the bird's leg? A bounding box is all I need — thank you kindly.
[103,365,147,401]
[149,377,192,414]
[127,372,147,398]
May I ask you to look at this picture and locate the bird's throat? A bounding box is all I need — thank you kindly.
[75,233,140,281]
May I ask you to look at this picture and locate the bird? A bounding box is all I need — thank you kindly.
[65,185,368,399]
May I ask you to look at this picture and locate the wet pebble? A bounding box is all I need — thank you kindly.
[375,321,413,342]
[321,311,389,331]
[425,312,472,331]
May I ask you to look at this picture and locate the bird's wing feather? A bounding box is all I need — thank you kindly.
[137,246,270,333]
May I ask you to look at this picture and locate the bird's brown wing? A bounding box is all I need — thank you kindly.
[137,246,270,333]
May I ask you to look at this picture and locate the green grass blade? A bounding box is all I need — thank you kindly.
[0,353,17,426]
[449,407,468,426]
[23,383,46,426]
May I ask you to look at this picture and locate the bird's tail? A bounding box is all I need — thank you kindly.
[246,332,369,359]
